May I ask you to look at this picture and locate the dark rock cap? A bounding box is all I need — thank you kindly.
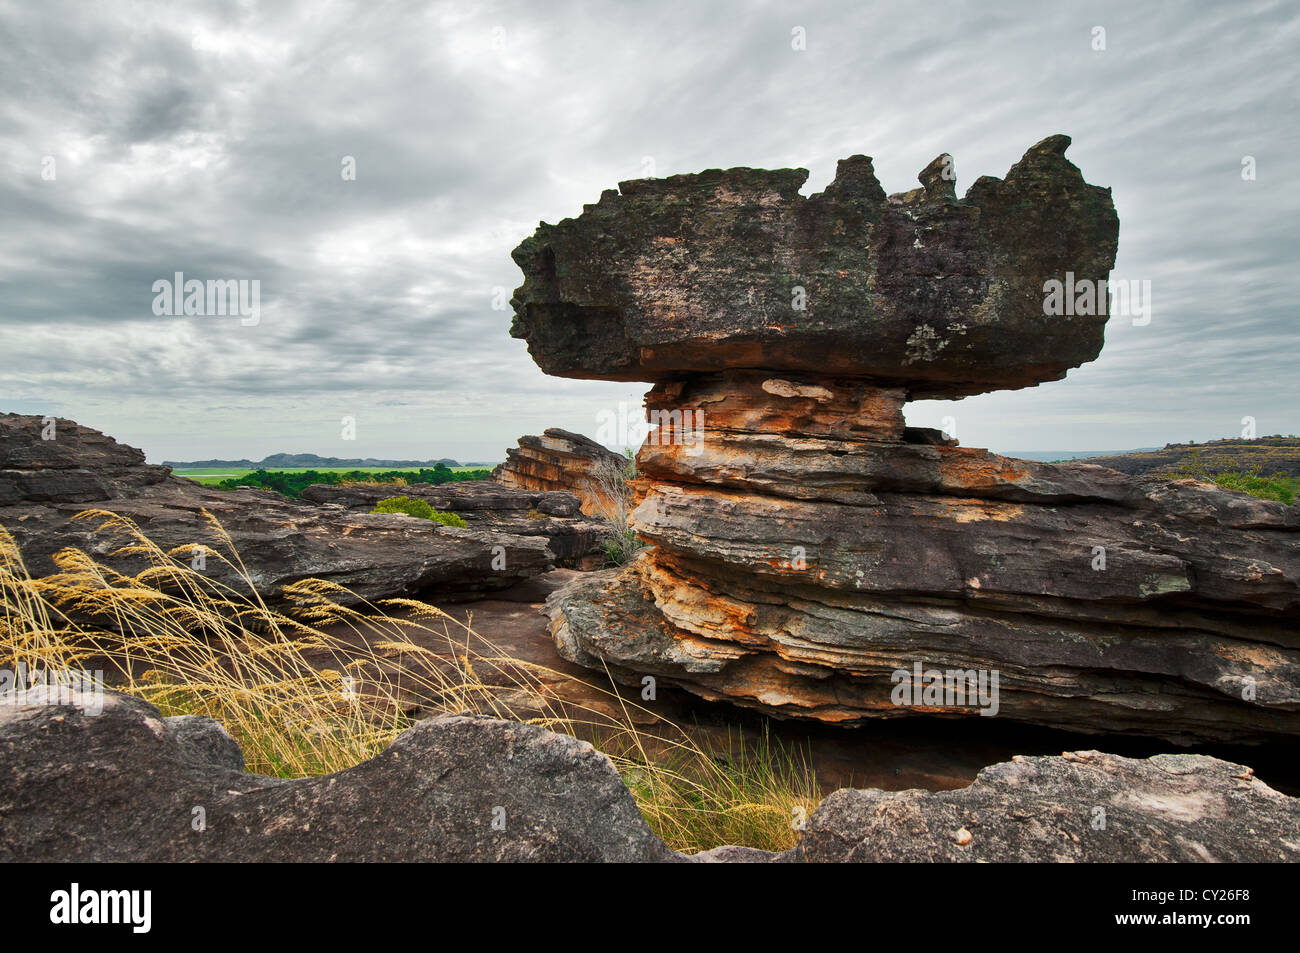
[510,135,1119,398]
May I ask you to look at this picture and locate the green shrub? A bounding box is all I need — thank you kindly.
[427,509,468,528]
[372,496,468,527]
[373,496,434,519]
[1207,472,1297,505]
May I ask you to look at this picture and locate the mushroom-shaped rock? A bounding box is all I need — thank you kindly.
[510,135,1119,398]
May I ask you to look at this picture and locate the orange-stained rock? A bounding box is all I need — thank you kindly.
[513,140,1300,744]
[493,428,628,518]
[647,372,906,441]
[542,365,1300,743]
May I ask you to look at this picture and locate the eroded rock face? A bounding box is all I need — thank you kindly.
[800,749,1300,862]
[493,428,628,517]
[3,689,1296,862]
[0,689,676,862]
[510,135,1119,398]
[514,142,1300,744]
[0,414,552,605]
[301,479,607,568]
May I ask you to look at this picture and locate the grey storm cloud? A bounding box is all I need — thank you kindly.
[0,0,1297,462]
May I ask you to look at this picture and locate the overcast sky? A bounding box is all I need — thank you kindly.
[2,0,1297,463]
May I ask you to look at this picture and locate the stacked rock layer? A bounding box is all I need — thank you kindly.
[511,137,1300,744]
[492,428,628,517]
[0,413,560,605]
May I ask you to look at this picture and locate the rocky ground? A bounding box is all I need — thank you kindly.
[3,686,1297,862]
[301,479,607,568]
[0,412,599,605]
[346,572,1300,798]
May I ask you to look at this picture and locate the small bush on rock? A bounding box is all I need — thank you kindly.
[372,496,468,528]
[595,450,646,567]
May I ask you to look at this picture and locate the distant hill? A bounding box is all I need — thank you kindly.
[1081,436,1300,477]
[166,452,461,469]
[1000,449,1158,463]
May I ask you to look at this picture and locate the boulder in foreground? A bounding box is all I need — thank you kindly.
[2,688,1297,862]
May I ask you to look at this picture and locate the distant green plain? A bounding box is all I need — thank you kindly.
[174,466,494,486]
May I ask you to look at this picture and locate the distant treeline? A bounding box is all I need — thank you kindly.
[218,466,491,498]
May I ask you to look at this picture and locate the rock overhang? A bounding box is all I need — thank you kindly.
[510,134,1119,398]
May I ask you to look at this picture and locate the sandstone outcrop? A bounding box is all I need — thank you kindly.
[301,480,607,568]
[0,413,553,605]
[3,687,1296,862]
[512,138,1300,744]
[492,428,628,517]
[0,688,675,862]
[800,749,1300,862]
[510,134,1118,397]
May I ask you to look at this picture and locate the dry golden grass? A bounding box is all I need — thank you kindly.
[0,511,819,853]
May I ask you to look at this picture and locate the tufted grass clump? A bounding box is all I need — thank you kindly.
[372,495,468,528]
[0,513,818,853]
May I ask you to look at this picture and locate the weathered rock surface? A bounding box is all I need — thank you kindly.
[493,428,628,517]
[0,413,553,605]
[163,714,246,772]
[301,479,607,568]
[0,688,675,862]
[510,135,1119,398]
[800,749,1300,862]
[3,688,1296,862]
[513,141,1300,744]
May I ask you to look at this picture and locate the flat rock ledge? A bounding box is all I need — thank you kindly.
[0,413,557,605]
[2,688,1295,863]
[300,479,607,569]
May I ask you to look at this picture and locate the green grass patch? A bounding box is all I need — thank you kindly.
[1205,472,1299,505]
[1174,452,1299,504]
[371,495,468,528]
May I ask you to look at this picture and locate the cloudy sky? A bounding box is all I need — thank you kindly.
[2,0,1297,463]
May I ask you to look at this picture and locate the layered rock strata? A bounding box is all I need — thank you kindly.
[0,413,553,605]
[512,138,1300,743]
[302,479,606,568]
[492,428,628,517]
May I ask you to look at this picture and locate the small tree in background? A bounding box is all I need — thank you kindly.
[594,449,646,566]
